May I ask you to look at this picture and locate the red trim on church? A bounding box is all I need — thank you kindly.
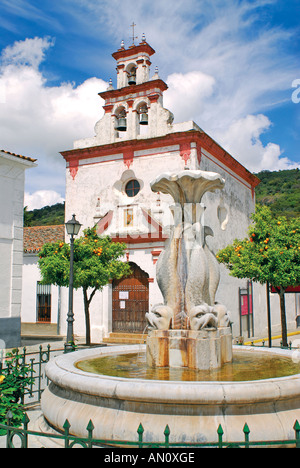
[111,232,167,244]
[98,79,168,102]
[61,130,260,189]
[69,157,79,180]
[151,250,162,264]
[95,210,114,235]
[112,42,155,61]
[94,207,168,246]
[180,141,191,165]
[122,147,134,168]
[112,207,168,245]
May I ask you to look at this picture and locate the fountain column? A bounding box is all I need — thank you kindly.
[146,169,232,370]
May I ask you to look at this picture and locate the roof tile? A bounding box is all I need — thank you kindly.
[1,149,37,163]
[24,225,65,253]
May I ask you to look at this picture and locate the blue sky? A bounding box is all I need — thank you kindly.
[0,0,299,209]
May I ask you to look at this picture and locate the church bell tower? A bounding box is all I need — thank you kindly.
[85,34,174,146]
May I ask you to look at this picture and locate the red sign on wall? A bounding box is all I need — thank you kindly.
[241,294,253,316]
[271,285,300,294]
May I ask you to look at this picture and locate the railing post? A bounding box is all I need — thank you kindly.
[86,420,95,448]
[164,425,170,448]
[6,410,13,449]
[38,345,43,401]
[137,423,144,448]
[63,419,71,448]
[294,420,300,448]
[47,344,51,361]
[243,423,250,448]
[22,413,30,448]
[217,424,224,448]
[20,347,27,405]
[29,358,35,398]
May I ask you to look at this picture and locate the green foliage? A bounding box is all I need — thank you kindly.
[255,169,300,218]
[217,204,300,345]
[24,202,65,227]
[0,349,34,435]
[216,205,300,289]
[38,227,131,344]
[38,227,131,290]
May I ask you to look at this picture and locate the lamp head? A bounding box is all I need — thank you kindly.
[65,214,82,237]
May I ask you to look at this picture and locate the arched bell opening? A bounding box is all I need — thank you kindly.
[115,106,127,133]
[136,101,149,136]
[139,106,148,126]
[127,64,137,86]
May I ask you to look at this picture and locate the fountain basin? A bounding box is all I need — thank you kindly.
[41,345,300,445]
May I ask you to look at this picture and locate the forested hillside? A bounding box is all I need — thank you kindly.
[23,169,299,226]
[24,202,65,226]
[254,168,300,218]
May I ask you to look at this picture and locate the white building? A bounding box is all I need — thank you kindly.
[22,225,64,331]
[0,149,36,348]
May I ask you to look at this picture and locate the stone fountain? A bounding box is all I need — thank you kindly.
[146,169,232,370]
[40,169,300,447]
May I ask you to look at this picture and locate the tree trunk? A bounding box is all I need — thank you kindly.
[278,287,288,347]
[83,288,91,346]
[82,287,98,346]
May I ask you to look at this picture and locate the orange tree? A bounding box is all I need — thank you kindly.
[38,227,131,345]
[216,205,300,347]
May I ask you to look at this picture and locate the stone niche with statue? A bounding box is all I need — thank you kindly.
[146,169,232,370]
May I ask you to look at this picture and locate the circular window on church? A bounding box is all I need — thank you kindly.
[125,179,140,197]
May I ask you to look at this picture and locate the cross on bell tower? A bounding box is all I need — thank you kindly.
[130,22,138,46]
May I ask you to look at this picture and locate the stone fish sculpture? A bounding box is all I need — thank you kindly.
[146,304,173,331]
[148,169,231,331]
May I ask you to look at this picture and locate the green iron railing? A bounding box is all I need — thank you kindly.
[0,344,65,405]
[1,412,300,448]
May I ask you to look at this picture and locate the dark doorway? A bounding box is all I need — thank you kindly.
[112,263,149,333]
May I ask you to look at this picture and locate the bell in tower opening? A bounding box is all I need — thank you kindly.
[115,107,127,132]
[139,105,148,125]
[128,66,137,85]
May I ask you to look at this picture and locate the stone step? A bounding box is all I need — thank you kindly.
[21,322,59,337]
[103,333,147,344]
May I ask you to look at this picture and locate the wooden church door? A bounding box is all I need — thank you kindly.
[112,263,149,333]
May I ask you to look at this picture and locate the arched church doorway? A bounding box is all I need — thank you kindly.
[112,262,149,333]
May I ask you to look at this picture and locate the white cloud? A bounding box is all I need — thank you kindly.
[1,36,55,69]
[163,71,299,172]
[24,190,64,211]
[164,71,216,123]
[0,36,107,195]
[1,0,299,209]
[214,114,299,172]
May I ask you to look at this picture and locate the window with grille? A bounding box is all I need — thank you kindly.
[125,179,140,197]
[36,283,51,322]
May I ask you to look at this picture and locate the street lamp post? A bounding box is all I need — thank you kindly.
[65,214,82,353]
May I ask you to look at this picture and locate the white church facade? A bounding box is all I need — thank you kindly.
[61,38,260,342]
[20,39,300,343]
